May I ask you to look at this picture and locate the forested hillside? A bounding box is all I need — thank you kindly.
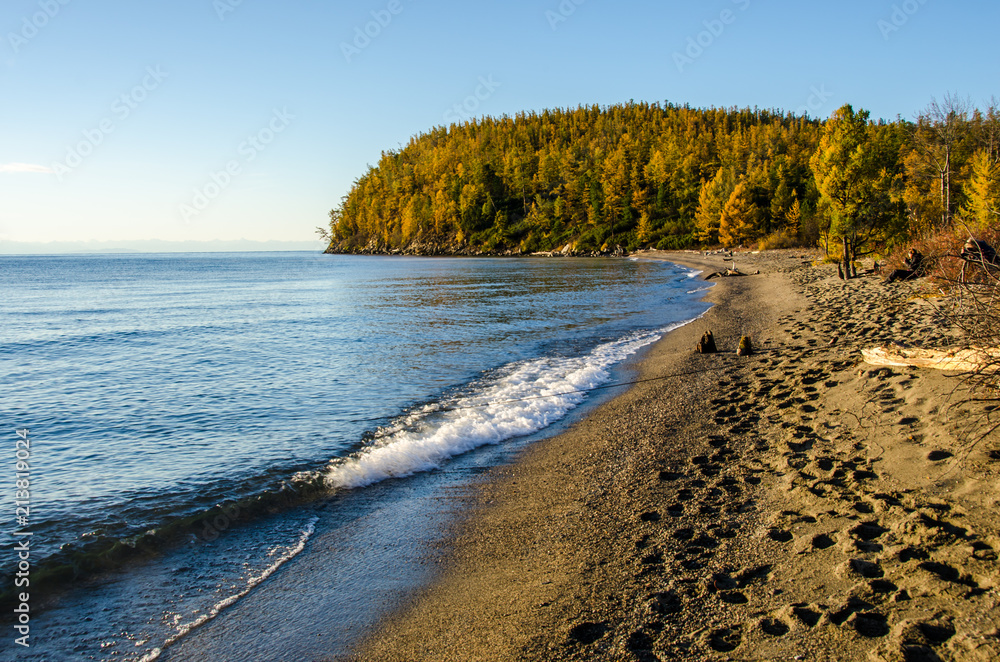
[323,99,998,258]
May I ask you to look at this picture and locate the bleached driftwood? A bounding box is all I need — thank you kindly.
[704,269,746,280]
[862,344,1000,373]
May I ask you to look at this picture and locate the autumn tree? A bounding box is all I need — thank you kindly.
[718,181,761,247]
[963,148,1000,232]
[811,105,907,278]
[769,177,796,231]
[694,168,735,244]
[784,197,803,235]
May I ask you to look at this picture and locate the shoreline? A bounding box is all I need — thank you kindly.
[343,248,798,661]
[344,249,1000,661]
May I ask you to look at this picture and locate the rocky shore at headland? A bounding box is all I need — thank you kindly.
[323,239,630,258]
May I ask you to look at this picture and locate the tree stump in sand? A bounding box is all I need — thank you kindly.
[697,331,718,354]
[737,336,753,356]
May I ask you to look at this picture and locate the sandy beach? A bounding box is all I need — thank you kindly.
[343,249,1000,662]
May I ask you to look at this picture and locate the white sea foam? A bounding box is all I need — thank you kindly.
[326,320,697,490]
[137,516,318,662]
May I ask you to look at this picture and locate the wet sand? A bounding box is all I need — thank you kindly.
[342,250,1000,661]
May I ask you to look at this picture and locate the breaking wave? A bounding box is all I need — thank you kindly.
[326,319,697,489]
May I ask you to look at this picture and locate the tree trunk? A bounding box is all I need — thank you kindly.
[850,236,858,278]
[842,236,852,280]
[945,147,952,227]
[940,170,948,228]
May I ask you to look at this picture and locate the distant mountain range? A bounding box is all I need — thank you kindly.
[0,239,325,254]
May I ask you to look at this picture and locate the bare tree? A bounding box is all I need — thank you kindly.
[909,94,974,228]
[972,96,1000,161]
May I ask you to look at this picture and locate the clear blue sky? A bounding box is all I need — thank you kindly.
[1,0,997,248]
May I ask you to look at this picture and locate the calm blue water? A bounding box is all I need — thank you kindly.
[0,252,709,660]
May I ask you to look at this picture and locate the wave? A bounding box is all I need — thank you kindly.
[138,516,319,662]
[3,313,708,607]
[325,320,696,489]
[0,473,327,607]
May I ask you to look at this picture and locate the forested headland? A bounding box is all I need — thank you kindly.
[322,99,999,263]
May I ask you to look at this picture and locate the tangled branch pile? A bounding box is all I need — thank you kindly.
[918,225,1000,438]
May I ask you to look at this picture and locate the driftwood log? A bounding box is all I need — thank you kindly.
[862,344,1000,373]
[704,269,746,280]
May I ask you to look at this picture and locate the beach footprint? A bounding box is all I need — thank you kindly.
[767,527,794,543]
[791,604,822,627]
[847,611,890,638]
[567,621,609,645]
[759,616,791,637]
[705,626,742,653]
